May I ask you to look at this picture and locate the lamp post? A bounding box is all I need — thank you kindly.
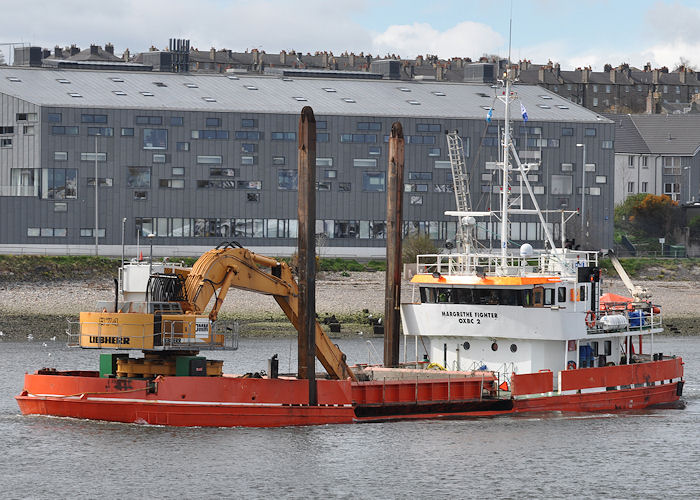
[576,143,586,237]
[94,133,100,256]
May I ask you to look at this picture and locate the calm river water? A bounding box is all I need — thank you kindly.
[1,336,698,499]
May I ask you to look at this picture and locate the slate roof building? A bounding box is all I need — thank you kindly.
[606,114,700,205]
[0,66,614,256]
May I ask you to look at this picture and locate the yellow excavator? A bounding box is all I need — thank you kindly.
[76,242,355,381]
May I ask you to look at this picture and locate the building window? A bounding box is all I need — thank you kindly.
[233,131,260,140]
[584,128,596,136]
[170,116,184,126]
[172,167,185,176]
[362,172,385,192]
[354,158,377,168]
[561,128,574,136]
[642,156,648,167]
[9,168,39,196]
[605,85,611,94]
[272,156,286,165]
[416,123,441,132]
[561,163,573,172]
[51,126,79,135]
[47,113,62,123]
[81,114,108,123]
[338,182,351,192]
[247,193,260,202]
[153,154,167,163]
[434,160,451,169]
[136,116,162,125]
[80,152,107,162]
[54,202,67,212]
[410,195,423,205]
[238,180,262,190]
[592,85,598,93]
[41,168,77,199]
[357,122,382,131]
[278,170,298,190]
[317,133,329,143]
[627,181,635,193]
[210,168,238,178]
[324,170,337,179]
[585,163,596,172]
[368,146,381,155]
[87,178,113,187]
[121,128,134,136]
[628,156,635,167]
[551,175,572,195]
[127,167,151,188]
[176,141,190,151]
[205,117,221,127]
[159,179,185,189]
[589,187,601,196]
[316,181,332,191]
[592,97,599,107]
[143,128,167,149]
[408,172,432,181]
[271,132,296,141]
[193,130,230,140]
[80,228,106,238]
[602,140,613,149]
[88,127,114,136]
[595,175,607,184]
[22,125,35,135]
[197,155,223,165]
[339,134,376,143]
[1,138,12,148]
[241,118,256,128]
[134,191,148,200]
[241,156,256,165]
[241,143,256,154]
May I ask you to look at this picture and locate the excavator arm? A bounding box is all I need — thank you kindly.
[181,245,356,381]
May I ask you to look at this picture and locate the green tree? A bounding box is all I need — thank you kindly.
[402,233,439,264]
[629,194,679,235]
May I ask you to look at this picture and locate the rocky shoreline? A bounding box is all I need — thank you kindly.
[1,273,699,341]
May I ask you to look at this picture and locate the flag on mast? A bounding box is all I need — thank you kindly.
[520,102,528,122]
[486,108,493,123]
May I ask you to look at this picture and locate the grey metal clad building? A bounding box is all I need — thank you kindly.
[0,67,614,257]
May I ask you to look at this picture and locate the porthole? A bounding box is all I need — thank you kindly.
[510,344,517,353]
[463,341,470,350]
[491,342,498,351]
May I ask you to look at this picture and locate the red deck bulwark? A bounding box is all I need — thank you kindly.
[16,374,355,427]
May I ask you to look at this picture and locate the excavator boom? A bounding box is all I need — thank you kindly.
[182,245,356,381]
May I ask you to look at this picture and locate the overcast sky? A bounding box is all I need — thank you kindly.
[1,0,699,71]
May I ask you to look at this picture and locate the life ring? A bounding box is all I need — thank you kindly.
[426,362,446,371]
[567,360,577,370]
[585,310,596,328]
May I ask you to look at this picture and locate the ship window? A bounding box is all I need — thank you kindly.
[463,341,470,350]
[544,288,555,305]
[491,342,498,351]
[604,340,612,356]
[591,341,599,356]
[510,344,517,353]
[522,289,533,307]
[580,285,586,301]
[558,287,567,302]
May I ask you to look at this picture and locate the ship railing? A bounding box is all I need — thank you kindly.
[67,319,239,350]
[366,340,382,365]
[587,303,662,335]
[416,249,599,277]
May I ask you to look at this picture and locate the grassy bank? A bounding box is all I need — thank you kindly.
[0,255,385,283]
